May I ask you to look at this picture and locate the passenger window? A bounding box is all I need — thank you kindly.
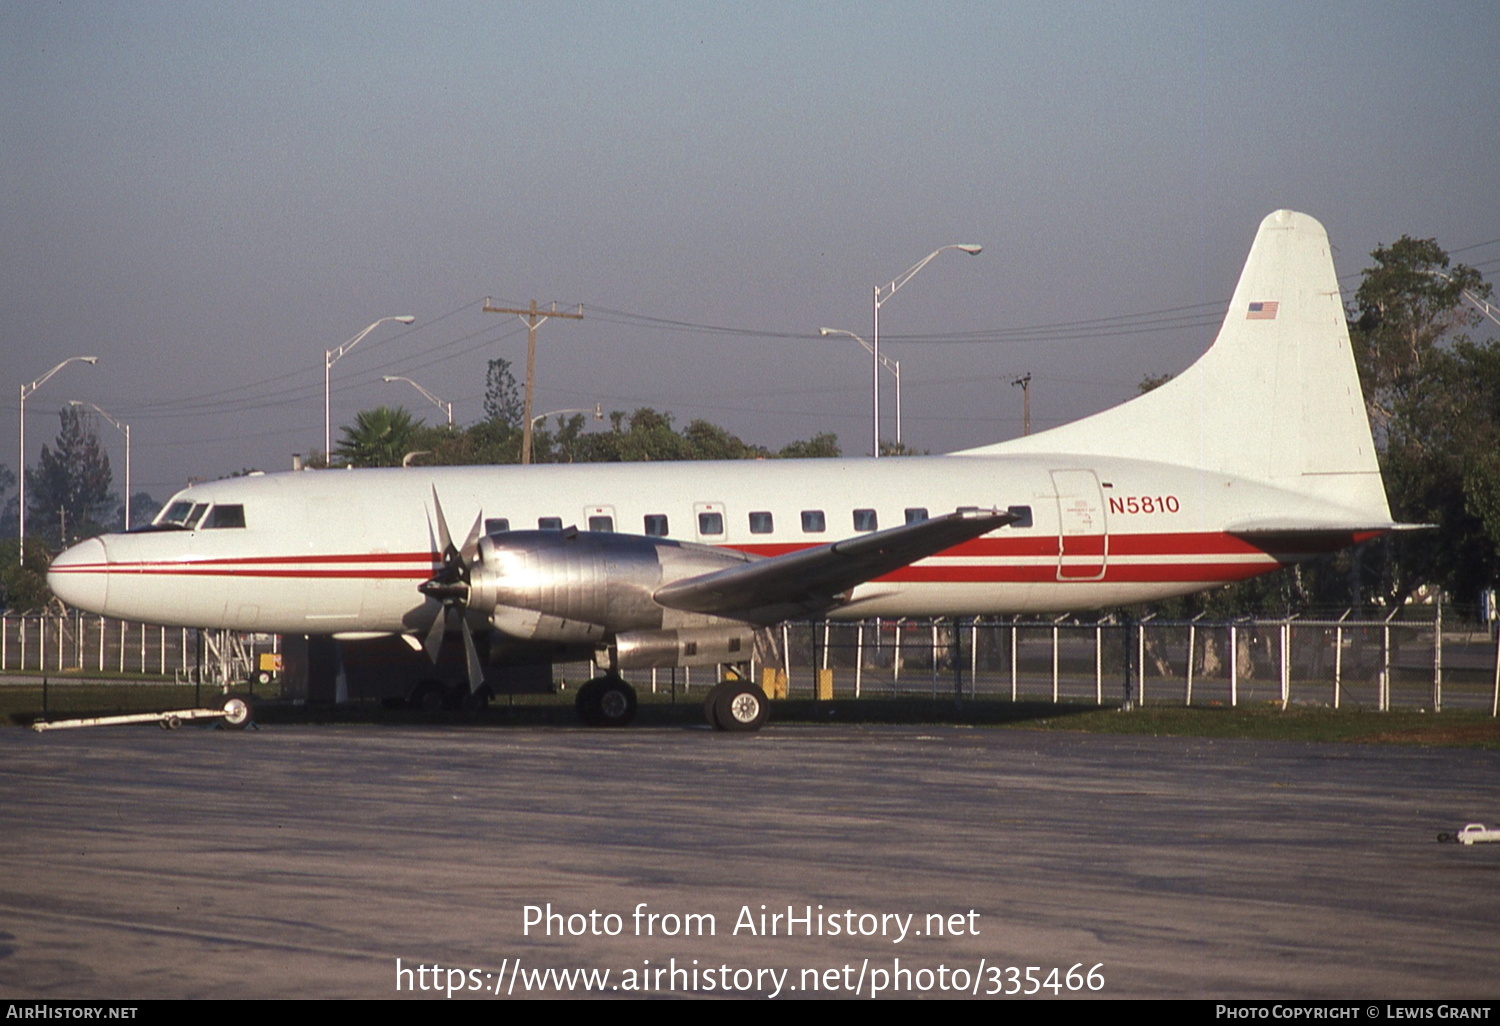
[801,510,825,533]
[748,511,774,535]
[643,514,669,537]
[904,507,928,524]
[203,504,245,529]
[587,515,614,532]
[698,511,724,536]
[538,517,562,530]
[485,517,510,534]
[853,508,878,532]
[1007,505,1034,529]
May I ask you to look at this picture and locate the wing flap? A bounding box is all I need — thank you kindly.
[654,508,1016,623]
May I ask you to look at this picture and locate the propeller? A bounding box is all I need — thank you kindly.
[417,487,487,692]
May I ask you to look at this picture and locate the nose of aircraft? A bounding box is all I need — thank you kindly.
[48,537,110,614]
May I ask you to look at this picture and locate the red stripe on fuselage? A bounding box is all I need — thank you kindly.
[53,530,1365,585]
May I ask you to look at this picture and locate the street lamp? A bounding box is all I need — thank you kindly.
[530,404,603,429]
[324,316,415,460]
[819,328,902,447]
[382,376,453,427]
[871,244,981,457]
[68,401,130,531]
[19,356,99,559]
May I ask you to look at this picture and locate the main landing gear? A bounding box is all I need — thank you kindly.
[573,673,769,732]
[575,675,638,727]
[703,679,768,732]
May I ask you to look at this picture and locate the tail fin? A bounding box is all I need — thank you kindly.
[957,210,1392,523]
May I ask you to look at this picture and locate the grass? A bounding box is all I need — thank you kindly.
[5,680,1497,749]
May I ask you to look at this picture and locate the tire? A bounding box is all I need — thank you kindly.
[410,679,449,713]
[460,687,491,713]
[251,670,273,687]
[703,684,726,730]
[711,680,768,733]
[578,676,636,727]
[221,694,254,730]
[575,678,602,723]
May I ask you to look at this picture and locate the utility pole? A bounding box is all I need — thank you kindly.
[483,299,583,464]
[1011,373,1032,436]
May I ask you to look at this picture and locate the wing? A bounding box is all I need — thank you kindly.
[653,508,1017,624]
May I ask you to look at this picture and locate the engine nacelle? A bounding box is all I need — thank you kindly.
[607,626,760,669]
[465,529,753,640]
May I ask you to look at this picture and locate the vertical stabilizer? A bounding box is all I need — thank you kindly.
[958,210,1391,521]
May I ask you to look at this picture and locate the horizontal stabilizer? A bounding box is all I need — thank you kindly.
[1226,518,1429,536]
[655,508,1017,622]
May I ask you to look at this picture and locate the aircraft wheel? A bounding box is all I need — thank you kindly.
[710,680,768,733]
[574,678,601,721]
[578,676,636,727]
[410,679,448,713]
[221,694,254,730]
[251,670,273,687]
[702,685,726,730]
[460,687,491,713]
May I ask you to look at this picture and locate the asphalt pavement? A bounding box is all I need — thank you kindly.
[1,721,1496,999]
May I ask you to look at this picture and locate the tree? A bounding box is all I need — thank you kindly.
[335,406,421,468]
[0,462,16,540]
[878,440,927,457]
[1351,236,1489,440]
[484,358,524,428]
[681,419,767,460]
[1348,236,1497,608]
[26,406,115,547]
[126,491,161,531]
[776,433,841,459]
[0,537,53,612]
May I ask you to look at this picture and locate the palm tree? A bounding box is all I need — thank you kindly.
[334,406,420,467]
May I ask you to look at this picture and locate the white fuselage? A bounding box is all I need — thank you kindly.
[48,453,1368,634]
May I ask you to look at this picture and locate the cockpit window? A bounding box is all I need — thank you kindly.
[157,500,194,527]
[203,504,246,529]
[149,500,212,530]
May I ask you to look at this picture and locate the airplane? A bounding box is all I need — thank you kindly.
[47,210,1399,732]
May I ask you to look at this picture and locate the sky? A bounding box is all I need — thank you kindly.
[4,1,1499,510]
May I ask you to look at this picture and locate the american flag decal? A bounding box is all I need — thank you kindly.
[1247,301,1279,320]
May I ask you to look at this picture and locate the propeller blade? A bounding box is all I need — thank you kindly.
[421,488,485,682]
[460,510,484,565]
[422,602,447,663]
[430,486,454,556]
[461,619,485,693]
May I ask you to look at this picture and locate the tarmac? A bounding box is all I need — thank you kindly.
[1,719,1497,1000]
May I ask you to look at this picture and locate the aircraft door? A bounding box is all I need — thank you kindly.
[300,496,367,626]
[1051,469,1107,581]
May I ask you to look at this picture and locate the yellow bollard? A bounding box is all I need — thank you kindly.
[760,667,788,700]
[815,668,833,701]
